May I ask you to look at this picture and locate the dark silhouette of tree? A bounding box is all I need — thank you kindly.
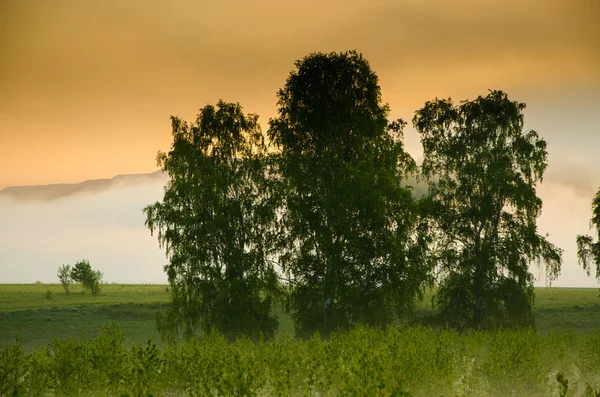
[413,90,563,330]
[269,50,432,337]
[145,101,280,341]
[576,186,600,282]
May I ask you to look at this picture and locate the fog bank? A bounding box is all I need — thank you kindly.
[0,171,598,288]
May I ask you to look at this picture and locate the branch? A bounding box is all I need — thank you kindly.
[576,234,595,276]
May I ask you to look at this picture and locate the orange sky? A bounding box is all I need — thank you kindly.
[0,0,599,189]
[1,0,600,286]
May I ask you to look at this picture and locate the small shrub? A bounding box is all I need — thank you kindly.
[90,322,129,393]
[126,339,163,396]
[0,334,28,396]
[90,270,103,296]
[557,372,569,397]
[1,323,599,396]
[51,336,94,395]
[584,383,600,397]
[45,289,52,300]
[28,347,54,396]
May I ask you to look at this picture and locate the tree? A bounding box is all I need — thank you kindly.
[576,186,600,282]
[70,259,92,288]
[88,270,103,296]
[268,50,432,337]
[413,90,563,330]
[70,259,103,296]
[144,100,280,341]
[57,264,72,293]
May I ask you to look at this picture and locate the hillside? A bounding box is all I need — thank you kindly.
[0,171,167,202]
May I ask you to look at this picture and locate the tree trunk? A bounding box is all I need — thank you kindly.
[473,245,492,328]
[473,263,485,328]
[323,254,334,334]
[472,232,485,329]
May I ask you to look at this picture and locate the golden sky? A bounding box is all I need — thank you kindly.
[1,0,599,188]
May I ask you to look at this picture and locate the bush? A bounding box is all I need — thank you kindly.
[2,324,600,396]
[89,270,103,296]
[0,334,27,396]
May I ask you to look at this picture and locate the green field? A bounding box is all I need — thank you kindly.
[0,283,296,350]
[1,284,598,351]
[1,284,600,396]
[0,284,169,350]
[415,287,600,334]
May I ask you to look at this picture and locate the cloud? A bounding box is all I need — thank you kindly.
[544,165,600,200]
[2,0,598,106]
[1,0,598,187]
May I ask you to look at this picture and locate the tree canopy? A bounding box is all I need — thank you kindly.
[413,90,563,329]
[144,51,569,338]
[576,186,600,282]
[144,101,280,340]
[268,50,432,336]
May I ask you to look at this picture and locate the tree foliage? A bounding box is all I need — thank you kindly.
[57,264,72,294]
[576,186,600,281]
[70,259,103,296]
[413,90,562,330]
[268,50,432,337]
[144,100,280,341]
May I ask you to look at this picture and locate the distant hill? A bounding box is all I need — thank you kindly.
[0,171,168,202]
[0,169,430,202]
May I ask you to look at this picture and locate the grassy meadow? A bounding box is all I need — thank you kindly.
[0,283,296,351]
[1,283,599,351]
[1,284,600,396]
[415,287,600,334]
[0,284,169,350]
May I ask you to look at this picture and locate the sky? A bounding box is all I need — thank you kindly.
[0,0,599,285]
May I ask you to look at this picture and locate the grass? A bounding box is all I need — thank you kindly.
[0,284,171,350]
[0,283,295,351]
[416,287,600,334]
[0,303,165,349]
[0,284,598,351]
[532,287,600,333]
[0,283,170,311]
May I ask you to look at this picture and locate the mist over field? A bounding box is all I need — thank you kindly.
[0,168,598,287]
[0,172,169,284]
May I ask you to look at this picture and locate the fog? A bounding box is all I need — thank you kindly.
[536,180,598,287]
[0,168,598,287]
[0,173,170,284]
